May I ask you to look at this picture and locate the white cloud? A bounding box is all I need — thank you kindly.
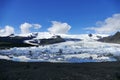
[20,22,41,34]
[0,25,14,36]
[20,23,32,34]
[48,21,71,34]
[86,14,120,34]
[33,24,42,29]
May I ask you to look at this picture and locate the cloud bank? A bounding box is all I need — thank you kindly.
[0,26,14,36]
[20,22,41,34]
[86,14,120,34]
[48,21,71,34]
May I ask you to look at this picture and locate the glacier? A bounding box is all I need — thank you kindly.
[0,33,119,63]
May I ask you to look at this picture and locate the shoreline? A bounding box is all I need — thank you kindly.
[0,59,120,80]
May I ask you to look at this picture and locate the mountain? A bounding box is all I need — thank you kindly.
[98,31,120,44]
[25,35,65,46]
[0,34,37,48]
[32,32,108,41]
[0,33,66,48]
[24,32,108,46]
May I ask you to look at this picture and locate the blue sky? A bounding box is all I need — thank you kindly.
[0,0,120,34]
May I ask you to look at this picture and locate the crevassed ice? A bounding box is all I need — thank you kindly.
[0,40,120,62]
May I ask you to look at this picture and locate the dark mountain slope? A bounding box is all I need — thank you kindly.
[0,36,35,49]
[98,31,120,44]
[0,35,65,49]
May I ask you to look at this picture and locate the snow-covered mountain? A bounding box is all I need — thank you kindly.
[1,32,119,63]
[16,32,108,46]
[17,32,108,39]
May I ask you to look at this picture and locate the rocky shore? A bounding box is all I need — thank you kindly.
[0,59,120,80]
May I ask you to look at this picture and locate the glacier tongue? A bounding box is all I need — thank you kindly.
[0,35,120,62]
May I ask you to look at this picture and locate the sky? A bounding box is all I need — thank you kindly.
[0,0,120,35]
